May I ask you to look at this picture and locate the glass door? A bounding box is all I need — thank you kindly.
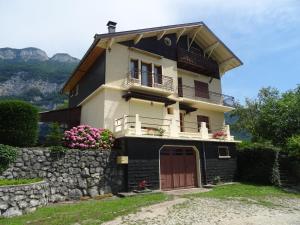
[141,63,152,87]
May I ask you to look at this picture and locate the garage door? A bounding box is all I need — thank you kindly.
[160,147,198,190]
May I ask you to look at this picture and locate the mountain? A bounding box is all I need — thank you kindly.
[0,47,80,110]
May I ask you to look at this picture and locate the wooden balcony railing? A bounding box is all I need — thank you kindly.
[179,85,235,107]
[177,47,219,78]
[125,71,174,92]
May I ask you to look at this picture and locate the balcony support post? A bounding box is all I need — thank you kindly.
[123,115,128,133]
[199,122,209,139]
[135,114,142,135]
[169,118,178,137]
[224,125,232,140]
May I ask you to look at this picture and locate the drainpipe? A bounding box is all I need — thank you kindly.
[202,142,208,185]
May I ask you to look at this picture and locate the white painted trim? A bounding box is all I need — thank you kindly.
[158,145,202,190]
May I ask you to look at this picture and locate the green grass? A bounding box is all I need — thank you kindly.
[187,183,300,207]
[0,178,43,186]
[0,193,168,225]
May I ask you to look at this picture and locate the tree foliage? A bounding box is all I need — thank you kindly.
[231,85,300,152]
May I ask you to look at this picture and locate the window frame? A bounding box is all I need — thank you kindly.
[218,146,231,159]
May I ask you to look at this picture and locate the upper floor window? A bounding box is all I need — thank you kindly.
[130,59,139,79]
[194,80,209,99]
[154,65,162,84]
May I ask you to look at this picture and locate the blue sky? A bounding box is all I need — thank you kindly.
[0,0,299,102]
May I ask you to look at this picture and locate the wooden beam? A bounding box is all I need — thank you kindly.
[204,42,219,58]
[157,30,166,40]
[134,34,143,45]
[106,38,114,49]
[188,26,203,50]
[219,57,235,69]
[176,28,186,43]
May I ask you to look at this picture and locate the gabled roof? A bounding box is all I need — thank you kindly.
[62,22,242,93]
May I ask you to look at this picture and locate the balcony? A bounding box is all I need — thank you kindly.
[114,114,235,141]
[179,85,235,111]
[177,47,219,78]
[124,71,174,96]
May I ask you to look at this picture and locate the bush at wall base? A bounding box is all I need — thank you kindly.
[0,144,18,173]
[0,100,39,147]
[63,125,114,150]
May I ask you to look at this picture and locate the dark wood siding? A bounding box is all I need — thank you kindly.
[120,137,237,191]
[120,34,177,61]
[69,52,106,107]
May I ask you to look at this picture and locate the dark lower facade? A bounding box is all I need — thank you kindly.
[115,137,237,191]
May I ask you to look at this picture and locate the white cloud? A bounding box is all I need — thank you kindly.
[0,0,299,59]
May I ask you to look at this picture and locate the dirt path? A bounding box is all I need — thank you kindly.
[103,192,300,225]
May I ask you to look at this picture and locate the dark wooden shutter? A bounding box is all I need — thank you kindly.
[197,115,210,131]
[178,77,183,97]
[194,80,209,98]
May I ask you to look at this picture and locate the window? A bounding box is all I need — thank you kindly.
[154,65,162,84]
[194,80,209,99]
[167,107,174,115]
[197,115,210,132]
[218,146,230,159]
[141,62,152,87]
[130,59,139,79]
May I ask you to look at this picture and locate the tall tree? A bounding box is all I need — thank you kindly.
[230,85,300,146]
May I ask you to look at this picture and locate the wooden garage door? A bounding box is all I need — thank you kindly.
[160,147,197,190]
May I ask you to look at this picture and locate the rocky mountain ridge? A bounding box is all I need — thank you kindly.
[0,47,80,109]
[0,47,80,63]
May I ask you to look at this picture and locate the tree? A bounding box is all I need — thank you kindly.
[230,85,300,147]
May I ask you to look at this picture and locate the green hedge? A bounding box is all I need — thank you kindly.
[0,144,18,173]
[237,142,280,185]
[0,100,39,147]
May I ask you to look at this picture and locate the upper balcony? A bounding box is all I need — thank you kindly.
[178,85,235,111]
[124,71,174,96]
[177,47,220,78]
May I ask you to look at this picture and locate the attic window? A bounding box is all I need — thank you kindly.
[164,37,172,46]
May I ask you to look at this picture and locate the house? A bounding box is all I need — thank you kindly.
[41,21,242,191]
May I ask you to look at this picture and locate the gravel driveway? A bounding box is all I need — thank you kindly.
[104,195,300,225]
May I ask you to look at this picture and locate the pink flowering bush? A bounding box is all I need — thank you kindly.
[63,125,114,150]
[212,130,227,139]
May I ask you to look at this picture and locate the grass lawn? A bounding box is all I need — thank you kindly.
[187,183,300,207]
[0,178,43,186]
[0,193,168,225]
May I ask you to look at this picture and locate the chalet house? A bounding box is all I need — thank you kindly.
[41,21,242,191]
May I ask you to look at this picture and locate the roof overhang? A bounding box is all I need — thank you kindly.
[62,22,243,93]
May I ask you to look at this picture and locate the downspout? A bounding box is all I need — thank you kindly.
[202,142,208,184]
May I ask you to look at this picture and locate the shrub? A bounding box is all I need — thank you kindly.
[49,146,68,159]
[237,142,280,185]
[0,144,18,173]
[0,100,39,147]
[286,135,300,158]
[45,122,63,146]
[63,125,114,150]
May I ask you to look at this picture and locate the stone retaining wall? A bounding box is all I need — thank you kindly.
[0,148,124,202]
[0,181,49,217]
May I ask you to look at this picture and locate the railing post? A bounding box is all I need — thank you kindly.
[199,122,208,139]
[123,115,128,132]
[114,118,118,132]
[169,118,178,137]
[135,114,142,135]
[224,125,232,140]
